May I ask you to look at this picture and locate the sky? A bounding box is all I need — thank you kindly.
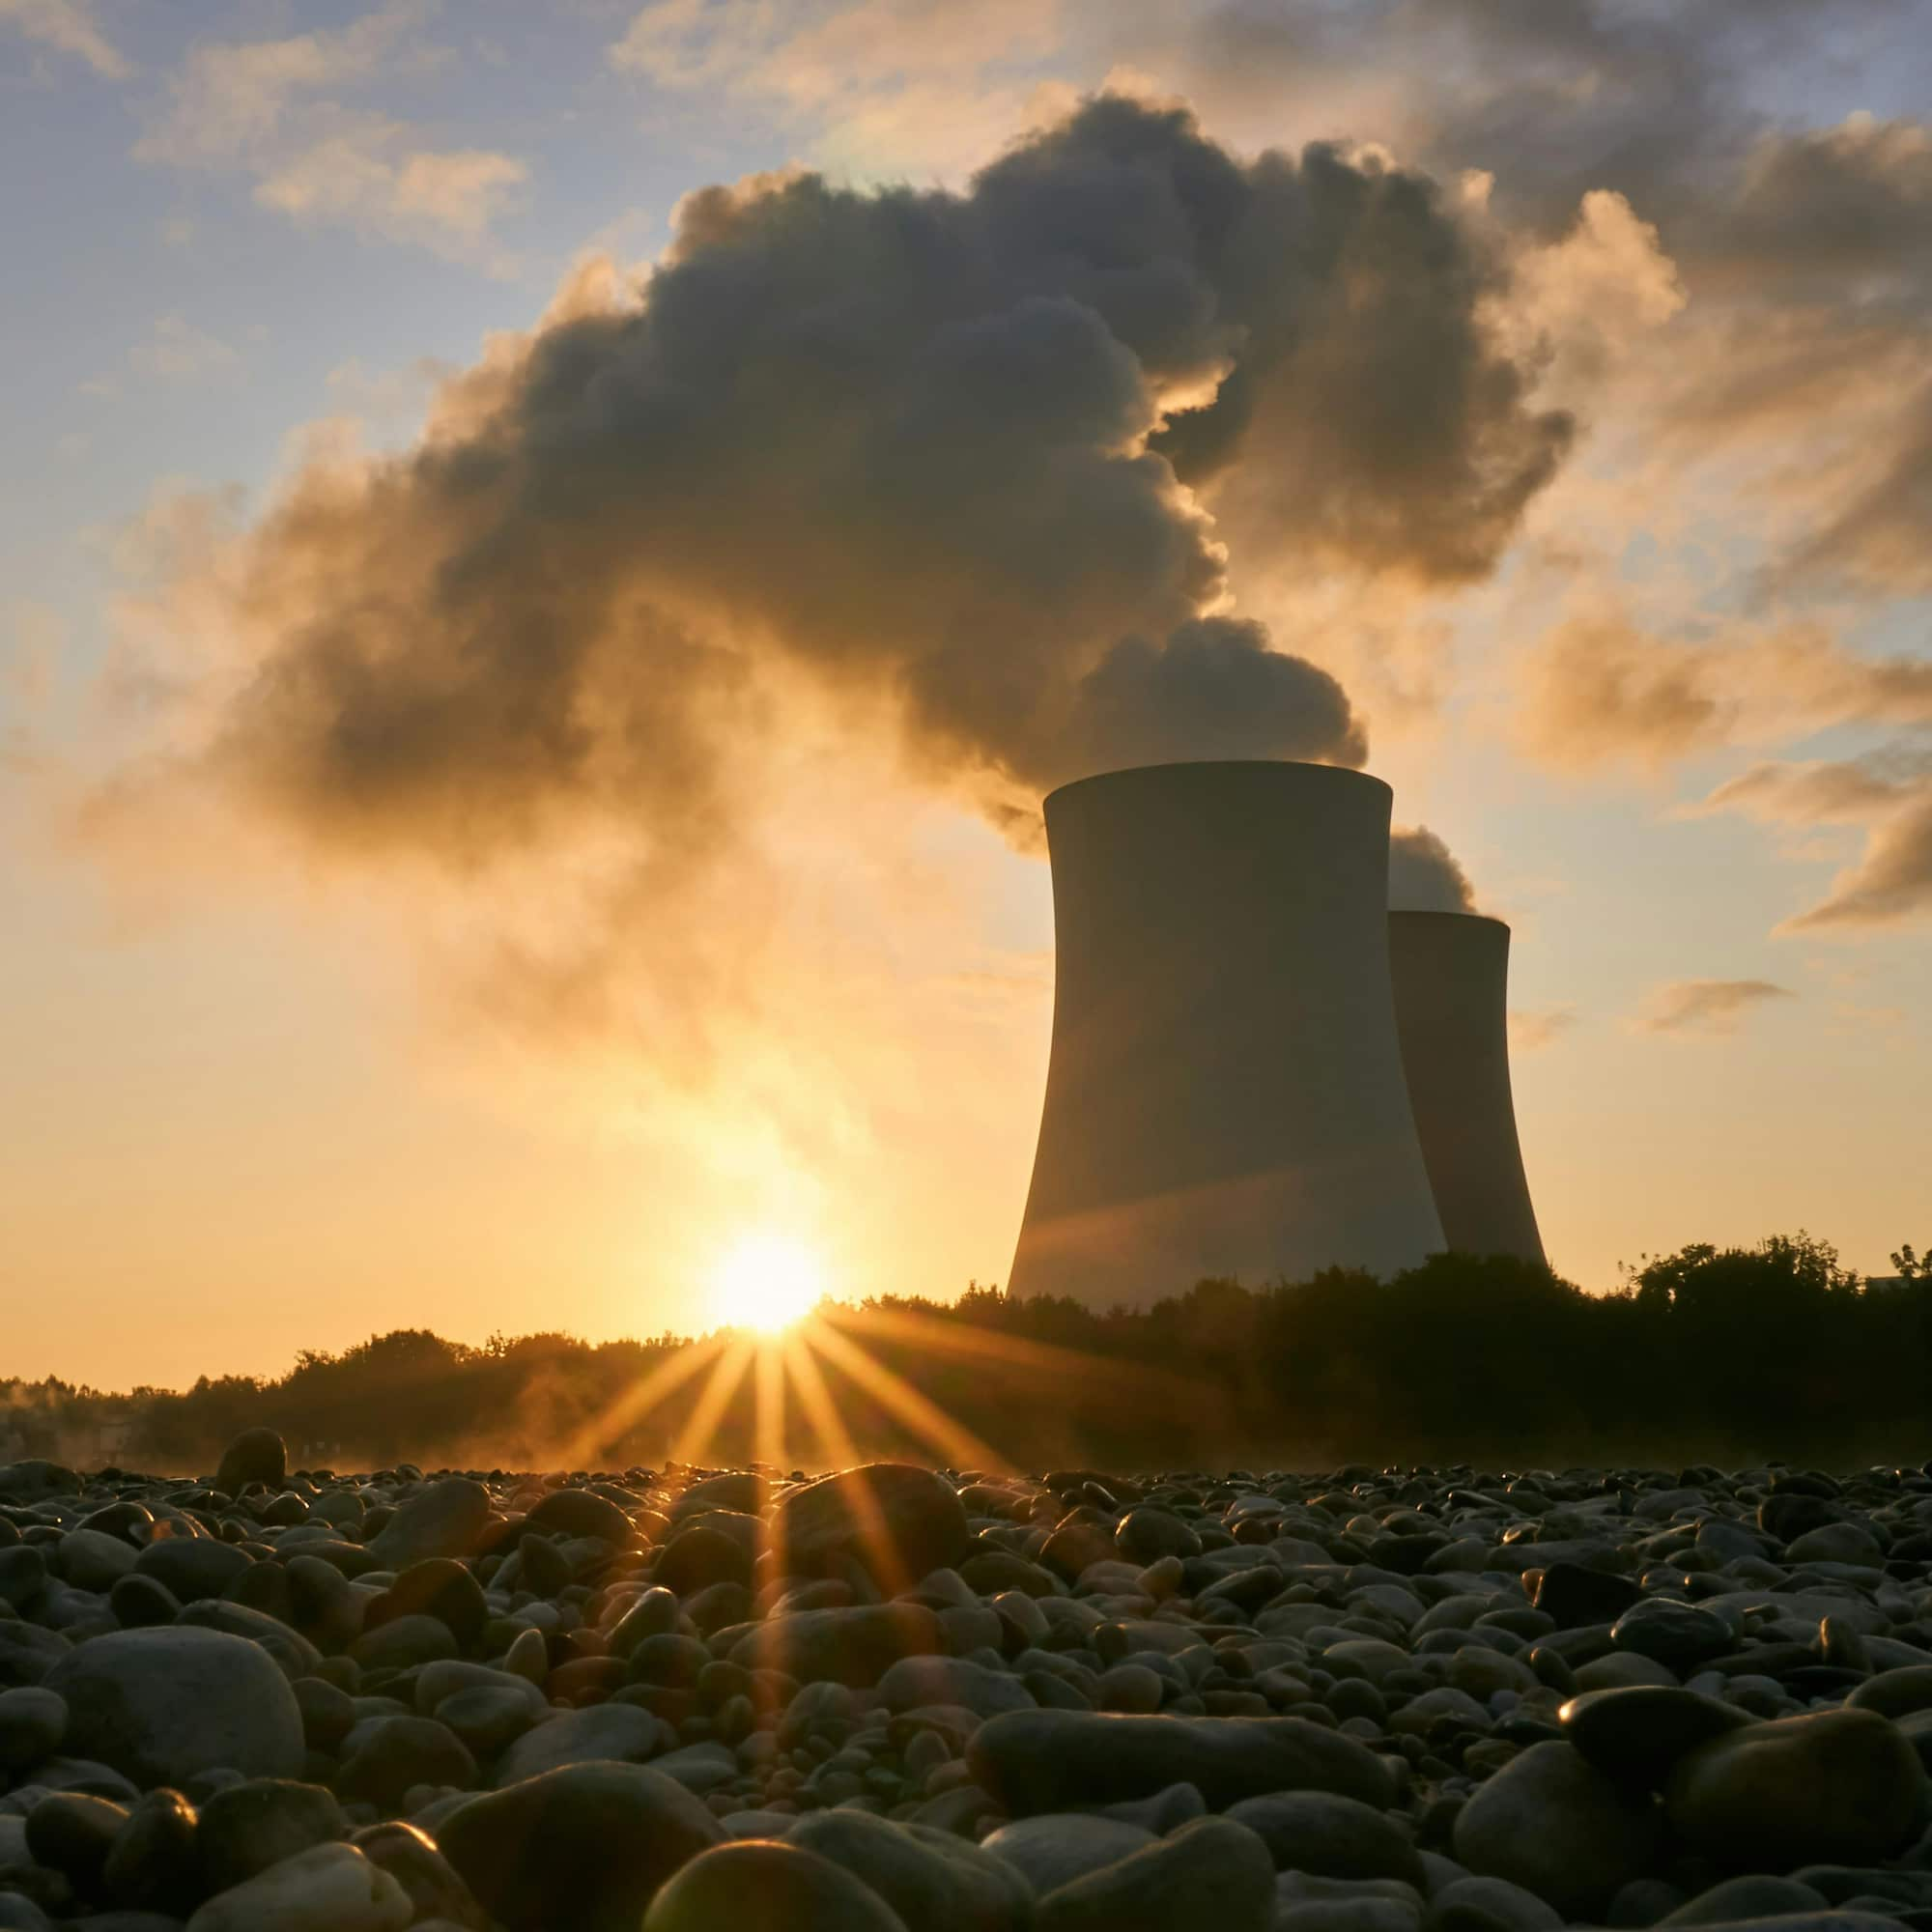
[3,0,1929,1392]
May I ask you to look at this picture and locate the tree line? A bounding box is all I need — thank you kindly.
[3,1234,1927,1476]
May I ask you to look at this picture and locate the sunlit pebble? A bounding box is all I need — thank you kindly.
[2,1440,1931,1932]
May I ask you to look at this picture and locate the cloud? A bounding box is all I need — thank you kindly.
[1686,753,1932,933]
[1388,826,1475,913]
[134,2,526,265]
[1515,599,1932,773]
[129,315,240,384]
[1509,1007,1577,1052]
[1637,978,1794,1036]
[108,95,1563,884]
[0,0,128,78]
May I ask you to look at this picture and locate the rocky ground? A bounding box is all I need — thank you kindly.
[1,1440,1930,1931]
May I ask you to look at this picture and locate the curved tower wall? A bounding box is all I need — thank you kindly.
[1008,760,1444,1309]
[1387,910,1546,1264]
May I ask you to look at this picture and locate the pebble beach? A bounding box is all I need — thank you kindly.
[3,1440,1931,1931]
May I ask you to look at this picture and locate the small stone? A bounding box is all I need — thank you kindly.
[437,1761,723,1932]
[642,1839,908,1931]
[196,1778,349,1894]
[879,1655,1036,1719]
[492,1702,669,1786]
[1453,1740,1662,1918]
[24,1790,128,1890]
[0,1686,67,1772]
[1531,1565,1641,1629]
[1034,1815,1276,1932]
[360,1560,488,1651]
[1610,1602,1734,1670]
[787,1808,1032,1932]
[523,1487,637,1547]
[351,1821,487,1929]
[980,1813,1155,1894]
[1662,1875,1833,1924]
[335,1717,476,1810]
[184,1841,412,1932]
[730,1605,946,1687]
[102,1786,201,1915]
[1227,1791,1426,1884]
[1115,1509,1203,1565]
[1427,1875,1563,1932]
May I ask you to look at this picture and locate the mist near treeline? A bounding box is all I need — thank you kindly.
[8,1235,1927,1478]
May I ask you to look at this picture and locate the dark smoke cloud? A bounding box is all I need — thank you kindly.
[176,94,1563,867]
[1388,826,1476,913]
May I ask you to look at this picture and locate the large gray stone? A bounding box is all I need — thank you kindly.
[980,1814,1154,1894]
[787,1809,1032,1932]
[1453,1741,1662,1918]
[1665,1708,1926,1867]
[1227,1791,1425,1884]
[43,1628,303,1787]
[184,1841,412,1932]
[730,1604,945,1687]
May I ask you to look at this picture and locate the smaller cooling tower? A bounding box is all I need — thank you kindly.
[1387,911,1545,1265]
[1008,760,1445,1309]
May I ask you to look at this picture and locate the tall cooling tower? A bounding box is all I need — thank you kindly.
[1007,760,1444,1309]
[1387,910,1546,1264]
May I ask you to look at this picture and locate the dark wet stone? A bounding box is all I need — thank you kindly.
[24,1791,128,1889]
[109,1575,180,1629]
[770,1463,970,1586]
[968,1710,1395,1814]
[130,1539,250,1605]
[1611,1602,1735,1669]
[0,1619,71,1686]
[492,1700,669,1785]
[1532,1565,1643,1630]
[437,1761,724,1932]
[1035,1815,1276,1932]
[361,1558,488,1650]
[787,1807,1032,1932]
[352,1819,488,1927]
[1226,1790,1425,1883]
[1662,1877,1833,1924]
[367,1479,493,1569]
[1561,1687,1751,1787]
[654,1526,752,1596]
[100,1787,199,1916]
[1847,1666,1932,1719]
[523,1487,635,1547]
[194,1777,348,1894]
[334,1714,475,1808]
[645,1839,908,1930]
[213,1431,287,1498]
[1454,1740,1663,1919]
[348,1612,457,1672]
[1666,1708,1927,1868]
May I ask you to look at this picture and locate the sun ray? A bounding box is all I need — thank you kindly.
[802,1317,1007,1473]
[753,1338,787,1474]
[557,1331,728,1471]
[669,1333,755,1468]
[780,1333,910,1593]
[825,1299,1212,1405]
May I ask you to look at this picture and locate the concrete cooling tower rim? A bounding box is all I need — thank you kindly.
[1044,759,1392,811]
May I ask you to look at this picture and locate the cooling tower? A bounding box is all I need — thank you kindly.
[1008,761,1444,1309]
[1387,911,1546,1264]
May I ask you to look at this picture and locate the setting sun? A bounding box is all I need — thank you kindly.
[711,1233,826,1334]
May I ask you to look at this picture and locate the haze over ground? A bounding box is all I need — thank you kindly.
[2,0,1929,1389]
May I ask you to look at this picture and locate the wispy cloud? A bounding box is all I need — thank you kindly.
[1509,1007,1578,1051]
[1636,979,1794,1036]
[130,314,240,384]
[134,1,526,267]
[0,0,128,78]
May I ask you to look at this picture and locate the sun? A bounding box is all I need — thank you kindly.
[711,1232,826,1334]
